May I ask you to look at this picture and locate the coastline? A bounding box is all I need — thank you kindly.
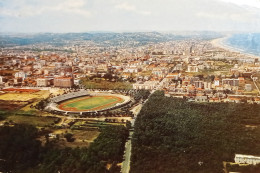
[211,36,260,60]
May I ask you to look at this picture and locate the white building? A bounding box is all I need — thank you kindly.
[214,78,220,86]
[37,78,49,87]
[133,81,159,90]
[123,67,139,73]
[0,76,6,84]
[14,71,27,79]
[245,84,252,92]
[235,154,260,165]
[187,65,199,72]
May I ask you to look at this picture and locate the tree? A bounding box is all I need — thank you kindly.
[0,124,42,172]
[64,133,75,142]
[134,89,150,101]
[126,120,132,130]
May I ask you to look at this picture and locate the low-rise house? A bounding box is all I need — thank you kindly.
[245,84,252,92]
[209,97,221,103]
[14,71,27,79]
[222,78,239,86]
[187,65,199,72]
[133,81,159,90]
[195,95,208,102]
[0,76,7,84]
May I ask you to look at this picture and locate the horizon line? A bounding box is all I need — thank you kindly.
[0,30,253,35]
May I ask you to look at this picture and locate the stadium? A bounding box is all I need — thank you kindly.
[46,90,132,116]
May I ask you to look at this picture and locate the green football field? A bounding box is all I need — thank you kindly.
[58,95,124,111]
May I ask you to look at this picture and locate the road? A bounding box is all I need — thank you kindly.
[121,131,133,173]
[121,103,142,173]
[251,74,260,94]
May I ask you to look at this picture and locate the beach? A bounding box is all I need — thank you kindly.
[211,36,260,60]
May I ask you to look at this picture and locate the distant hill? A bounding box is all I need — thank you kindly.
[0,31,223,47]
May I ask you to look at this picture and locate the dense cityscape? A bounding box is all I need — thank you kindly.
[0,32,259,173]
[1,33,260,103]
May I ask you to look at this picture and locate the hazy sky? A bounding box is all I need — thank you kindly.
[1,0,260,33]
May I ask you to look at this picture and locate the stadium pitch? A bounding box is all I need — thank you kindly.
[58,95,124,112]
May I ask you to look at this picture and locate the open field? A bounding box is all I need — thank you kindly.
[0,90,50,112]
[81,78,133,90]
[51,129,100,148]
[0,93,39,101]
[0,90,50,111]
[6,115,58,126]
[59,95,124,111]
[1,88,40,93]
[0,90,49,102]
[0,101,28,111]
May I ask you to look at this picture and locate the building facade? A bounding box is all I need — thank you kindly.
[133,81,159,90]
[54,77,74,88]
[37,78,49,87]
[222,78,239,86]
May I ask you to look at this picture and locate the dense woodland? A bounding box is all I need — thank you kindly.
[0,124,128,173]
[131,91,260,173]
[133,89,150,101]
[0,124,42,172]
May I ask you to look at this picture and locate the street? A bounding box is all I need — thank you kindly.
[121,103,142,173]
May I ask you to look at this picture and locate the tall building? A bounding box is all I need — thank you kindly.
[54,77,74,88]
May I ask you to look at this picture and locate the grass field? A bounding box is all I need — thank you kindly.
[59,95,124,112]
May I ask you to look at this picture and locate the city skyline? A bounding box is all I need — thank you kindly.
[1,0,260,33]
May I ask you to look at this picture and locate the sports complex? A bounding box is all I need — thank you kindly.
[47,90,132,115]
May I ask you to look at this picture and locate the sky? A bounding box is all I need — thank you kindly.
[0,0,260,33]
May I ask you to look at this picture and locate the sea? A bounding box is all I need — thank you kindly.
[223,33,260,56]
